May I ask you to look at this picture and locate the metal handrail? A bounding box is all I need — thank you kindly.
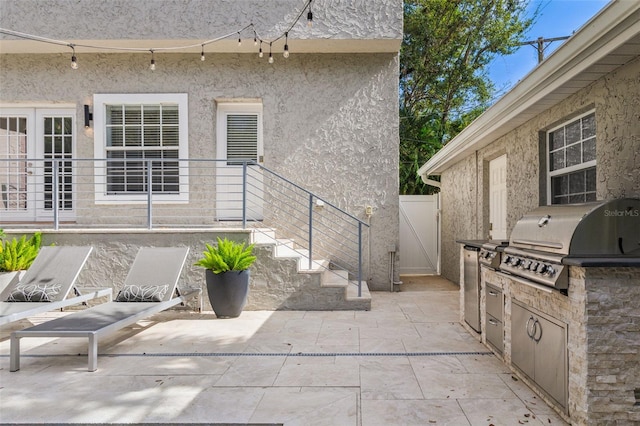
[0,158,369,294]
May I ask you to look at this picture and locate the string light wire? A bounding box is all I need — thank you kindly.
[0,0,313,63]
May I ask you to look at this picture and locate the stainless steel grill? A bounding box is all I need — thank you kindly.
[479,240,508,270]
[500,198,640,290]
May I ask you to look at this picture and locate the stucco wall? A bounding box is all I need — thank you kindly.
[440,57,640,283]
[0,0,402,42]
[0,50,399,290]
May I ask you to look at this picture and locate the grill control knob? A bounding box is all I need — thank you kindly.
[537,264,548,274]
[530,261,539,271]
[510,258,521,267]
[544,266,555,277]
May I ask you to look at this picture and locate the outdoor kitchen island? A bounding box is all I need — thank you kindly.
[460,199,640,425]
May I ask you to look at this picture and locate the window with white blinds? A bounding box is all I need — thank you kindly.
[226,114,258,165]
[93,94,188,202]
[105,104,180,193]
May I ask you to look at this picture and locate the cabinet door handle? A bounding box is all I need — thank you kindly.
[488,291,498,297]
[488,318,498,326]
[532,318,543,342]
[526,316,535,338]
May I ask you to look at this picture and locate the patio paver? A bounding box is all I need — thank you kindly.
[0,276,569,425]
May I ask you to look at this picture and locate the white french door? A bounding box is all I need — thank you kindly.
[0,108,76,222]
[215,103,264,221]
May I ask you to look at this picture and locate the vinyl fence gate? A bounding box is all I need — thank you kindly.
[399,194,440,275]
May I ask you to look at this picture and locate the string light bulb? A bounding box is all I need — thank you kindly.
[258,41,264,58]
[238,32,242,47]
[307,1,313,27]
[254,32,258,46]
[149,50,156,71]
[70,45,78,69]
[268,42,274,64]
[283,32,289,58]
[200,45,205,61]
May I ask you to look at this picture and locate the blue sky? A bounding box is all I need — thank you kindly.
[488,0,610,98]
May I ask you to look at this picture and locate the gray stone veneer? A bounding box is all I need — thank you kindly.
[476,266,640,425]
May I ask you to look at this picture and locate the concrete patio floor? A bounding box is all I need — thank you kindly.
[0,276,569,425]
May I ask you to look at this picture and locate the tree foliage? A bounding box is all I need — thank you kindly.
[400,0,534,194]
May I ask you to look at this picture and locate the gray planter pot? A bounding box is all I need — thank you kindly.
[205,269,250,318]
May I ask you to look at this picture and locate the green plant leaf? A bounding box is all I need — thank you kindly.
[194,237,256,275]
[0,232,42,272]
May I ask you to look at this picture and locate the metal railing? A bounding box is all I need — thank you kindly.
[0,158,369,294]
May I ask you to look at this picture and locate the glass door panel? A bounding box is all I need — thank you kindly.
[0,110,34,220]
[0,108,75,222]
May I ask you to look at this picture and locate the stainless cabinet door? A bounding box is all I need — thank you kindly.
[534,315,567,408]
[511,302,535,378]
[486,313,503,354]
[463,248,480,332]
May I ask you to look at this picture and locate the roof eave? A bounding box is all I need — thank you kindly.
[418,0,640,178]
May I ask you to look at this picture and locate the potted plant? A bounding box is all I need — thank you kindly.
[0,231,42,293]
[195,237,257,318]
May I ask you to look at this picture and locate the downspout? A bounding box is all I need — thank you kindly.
[421,173,443,276]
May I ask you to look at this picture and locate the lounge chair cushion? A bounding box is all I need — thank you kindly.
[6,283,62,302]
[115,284,169,302]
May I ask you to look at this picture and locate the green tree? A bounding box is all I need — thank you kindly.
[400,0,534,194]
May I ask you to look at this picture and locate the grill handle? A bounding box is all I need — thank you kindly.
[512,239,563,250]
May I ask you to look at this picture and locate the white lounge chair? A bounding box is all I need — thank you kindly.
[10,246,200,372]
[0,246,111,326]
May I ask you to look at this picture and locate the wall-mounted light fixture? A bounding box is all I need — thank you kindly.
[84,105,93,128]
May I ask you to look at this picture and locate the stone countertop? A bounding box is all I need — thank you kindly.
[456,239,487,249]
[562,257,640,267]
[456,240,510,250]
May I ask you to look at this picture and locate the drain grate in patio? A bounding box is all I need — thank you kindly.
[9,351,494,358]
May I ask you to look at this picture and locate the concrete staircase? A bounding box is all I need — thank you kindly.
[247,229,371,311]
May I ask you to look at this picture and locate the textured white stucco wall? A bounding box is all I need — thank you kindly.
[439,57,640,284]
[0,50,399,290]
[0,0,402,44]
[1,1,402,290]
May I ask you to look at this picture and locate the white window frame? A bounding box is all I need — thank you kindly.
[546,110,596,205]
[93,93,189,203]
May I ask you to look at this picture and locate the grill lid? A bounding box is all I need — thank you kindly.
[509,198,640,257]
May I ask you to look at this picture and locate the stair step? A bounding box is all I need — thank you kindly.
[249,228,370,310]
[346,280,371,301]
[250,229,277,244]
[322,269,349,287]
